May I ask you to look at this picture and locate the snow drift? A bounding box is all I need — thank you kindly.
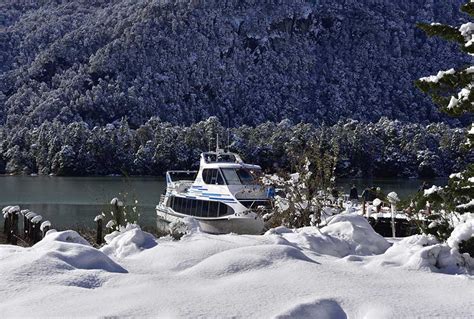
[101,224,157,258]
[266,214,390,258]
[0,216,473,317]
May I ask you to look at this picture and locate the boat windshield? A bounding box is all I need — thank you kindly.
[221,168,258,185]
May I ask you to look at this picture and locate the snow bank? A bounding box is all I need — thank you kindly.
[33,230,127,273]
[181,244,314,278]
[101,224,157,258]
[266,214,390,258]
[41,229,91,246]
[322,214,390,256]
[0,215,473,317]
[367,232,473,273]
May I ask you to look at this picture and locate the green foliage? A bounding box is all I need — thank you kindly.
[265,130,339,228]
[414,1,474,244]
[416,23,464,44]
[102,194,140,232]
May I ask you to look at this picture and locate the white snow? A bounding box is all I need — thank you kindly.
[105,220,116,229]
[39,220,51,232]
[424,185,442,196]
[30,215,43,223]
[101,224,157,258]
[419,68,455,83]
[447,217,474,250]
[110,197,124,206]
[0,219,473,318]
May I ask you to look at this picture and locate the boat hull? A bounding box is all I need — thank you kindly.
[156,206,264,235]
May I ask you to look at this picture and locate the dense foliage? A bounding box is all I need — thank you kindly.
[0,0,470,129]
[411,0,473,245]
[0,116,469,178]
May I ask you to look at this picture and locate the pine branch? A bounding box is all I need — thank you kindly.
[417,23,464,44]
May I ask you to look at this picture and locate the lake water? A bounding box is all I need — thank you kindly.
[0,175,447,229]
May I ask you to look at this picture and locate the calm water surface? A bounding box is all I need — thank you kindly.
[0,175,447,228]
[0,176,166,228]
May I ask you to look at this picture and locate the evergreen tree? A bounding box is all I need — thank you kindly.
[415,1,473,246]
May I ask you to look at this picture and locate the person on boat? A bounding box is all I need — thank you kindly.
[375,186,386,201]
[349,184,358,201]
[369,187,377,201]
[361,187,371,202]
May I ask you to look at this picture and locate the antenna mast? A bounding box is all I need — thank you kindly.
[227,118,230,152]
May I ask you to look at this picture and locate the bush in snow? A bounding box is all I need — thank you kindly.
[168,217,200,240]
[102,194,140,232]
[264,129,339,229]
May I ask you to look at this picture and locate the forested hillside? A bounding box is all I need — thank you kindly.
[0,0,470,127]
[0,0,472,176]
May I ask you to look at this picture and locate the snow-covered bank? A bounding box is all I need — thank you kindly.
[0,215,472,318]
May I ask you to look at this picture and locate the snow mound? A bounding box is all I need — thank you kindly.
[41,229,91,246]
[274,299,347,319]
[31,230,127,273]
[447,218,474,250]
[367,234,473,273]
[265,214,390,258]
[0,230,127,280]
[322,214,390,256]
[101,224,157,258]
[181,244,314,278]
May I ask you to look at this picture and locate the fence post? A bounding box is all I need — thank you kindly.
[40,221,51,239]
[30,215,42,244]
[94,215,104,245]
[2,206,11,235]
[25,212,37,242]
[11,211,19,245]
[387,192,400,238]
[20,209,30,237]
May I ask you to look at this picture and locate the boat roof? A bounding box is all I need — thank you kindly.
[200,151,261,170]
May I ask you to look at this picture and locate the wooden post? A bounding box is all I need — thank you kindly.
[31,215,42,244]
[362,200,366,217]
[25,212,37,241]
[95,215,104,245]
[3,206,10,235]
[4,212,11,243]
[40,221,51,239]
[11,212,19,245]
[21,210,29,237]
[387,192,400,239]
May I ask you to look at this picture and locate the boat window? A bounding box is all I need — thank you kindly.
[221,168,256,185]
[170,197,234,217]
[202,169,225,185]
[201,201,209,217]
[191,199,198,216]
[209,201,219,217]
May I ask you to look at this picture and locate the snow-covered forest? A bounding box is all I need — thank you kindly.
[0,117,470,177]
[0,0,472,177]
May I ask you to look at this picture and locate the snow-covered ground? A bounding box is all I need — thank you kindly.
[0,215,473,318]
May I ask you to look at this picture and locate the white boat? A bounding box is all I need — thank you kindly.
[156,150,271,234]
